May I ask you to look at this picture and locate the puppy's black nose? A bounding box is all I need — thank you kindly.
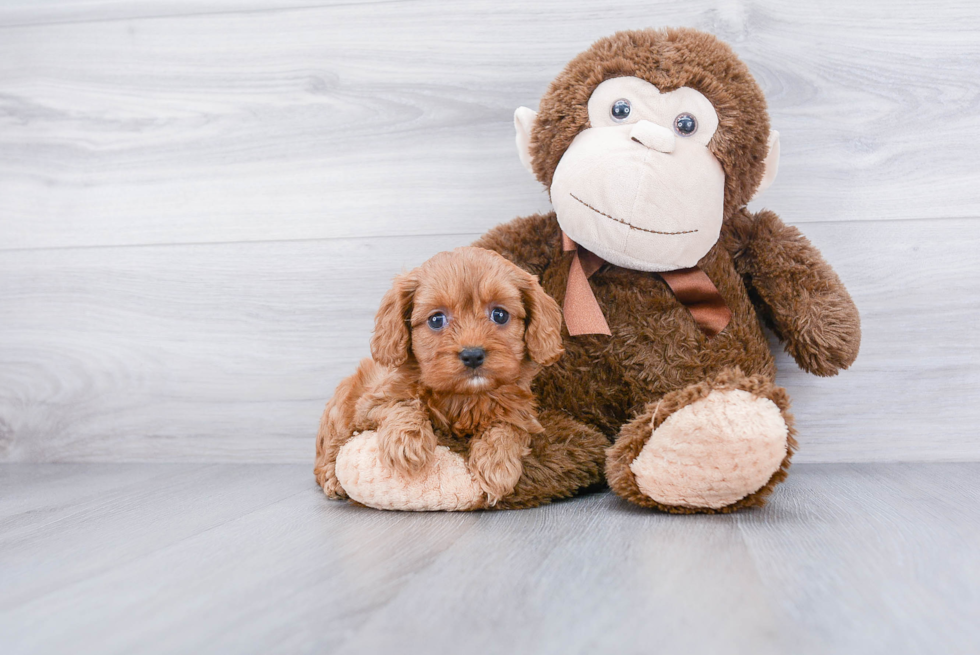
[459,347,486,369]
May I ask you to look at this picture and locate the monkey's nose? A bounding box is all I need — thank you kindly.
[459,347,486,369]
[630,120,675,153]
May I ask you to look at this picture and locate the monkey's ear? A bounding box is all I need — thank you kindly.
[370,272,417,368]
[751,130,780,201]
[514,107,538,176]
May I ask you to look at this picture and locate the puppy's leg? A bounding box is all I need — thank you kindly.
[376,399,439,477]
[468,424,532,505]
[315,397,352,499]
[314,358,381,499]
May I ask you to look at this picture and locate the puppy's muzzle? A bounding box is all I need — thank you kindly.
[459,347,486,369]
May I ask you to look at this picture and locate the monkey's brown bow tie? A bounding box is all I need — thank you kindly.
[561,232,732,338]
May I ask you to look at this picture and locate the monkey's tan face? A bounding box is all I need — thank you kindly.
[532,77,727,272]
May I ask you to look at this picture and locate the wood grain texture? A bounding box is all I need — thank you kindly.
[1,219,978,463]
[1,0,979,250]
[1,463,977,654]
[1,1,978,463]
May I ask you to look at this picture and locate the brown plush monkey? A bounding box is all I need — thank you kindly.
[474,27,861,512]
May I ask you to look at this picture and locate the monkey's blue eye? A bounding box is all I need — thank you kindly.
[674,113,697,136]
[427,313,447,330]
[610,99,631,122]
[490,308,510,325]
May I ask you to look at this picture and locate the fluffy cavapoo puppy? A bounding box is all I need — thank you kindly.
[315,246,603,511]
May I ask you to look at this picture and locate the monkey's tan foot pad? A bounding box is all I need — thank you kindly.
[334,431,484,511]
[630,389,788,510]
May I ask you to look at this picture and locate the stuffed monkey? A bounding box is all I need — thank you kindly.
[474,27,861,512]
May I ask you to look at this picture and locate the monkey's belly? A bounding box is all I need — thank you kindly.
[535,265,775,436]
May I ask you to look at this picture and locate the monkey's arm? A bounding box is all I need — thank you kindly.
[721,209,861,377]
[472,212,562,276]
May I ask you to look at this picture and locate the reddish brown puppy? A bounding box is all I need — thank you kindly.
[315,247,606,511]
[475,28,861,512]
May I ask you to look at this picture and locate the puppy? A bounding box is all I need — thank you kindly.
[314,246,564,506]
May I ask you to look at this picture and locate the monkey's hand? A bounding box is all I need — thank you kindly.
[468,424,531,505]
[723,209,861,376]
[376,400,438,477]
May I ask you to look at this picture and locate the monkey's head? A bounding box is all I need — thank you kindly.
[515,28,779,272]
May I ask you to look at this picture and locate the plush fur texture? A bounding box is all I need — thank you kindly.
[474,28,860,513]
[629,389,788,509]
[720,209,862,376]
[314,247,607,510]
[529,28,771,217]
[608,368,796,512]
[335,431,484,511]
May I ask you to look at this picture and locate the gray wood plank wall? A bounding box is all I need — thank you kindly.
[1,0,978,463]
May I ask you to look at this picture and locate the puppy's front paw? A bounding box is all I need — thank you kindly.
[322,474,348,500]
[468,427,529,505]
[377,419,437,477]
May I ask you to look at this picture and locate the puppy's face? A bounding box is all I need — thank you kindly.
[370,247,564,394]
[409,257,527,393]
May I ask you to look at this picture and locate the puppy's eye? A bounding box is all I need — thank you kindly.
[610,99,631,122]
[490,308,510,325]
[427,313,447,330]
[673,113,697,136]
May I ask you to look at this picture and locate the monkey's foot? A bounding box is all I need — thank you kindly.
[334,431,485,511]
[606,368,796,513]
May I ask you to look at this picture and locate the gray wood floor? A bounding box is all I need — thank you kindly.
[1,463,977,655]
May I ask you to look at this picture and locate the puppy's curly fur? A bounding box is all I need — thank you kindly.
[314,246,566,505]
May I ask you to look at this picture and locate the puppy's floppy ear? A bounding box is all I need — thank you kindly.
[370,271,417,368]
[517,270,564,366]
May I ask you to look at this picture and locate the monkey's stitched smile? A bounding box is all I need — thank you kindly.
[569,193,698,236]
